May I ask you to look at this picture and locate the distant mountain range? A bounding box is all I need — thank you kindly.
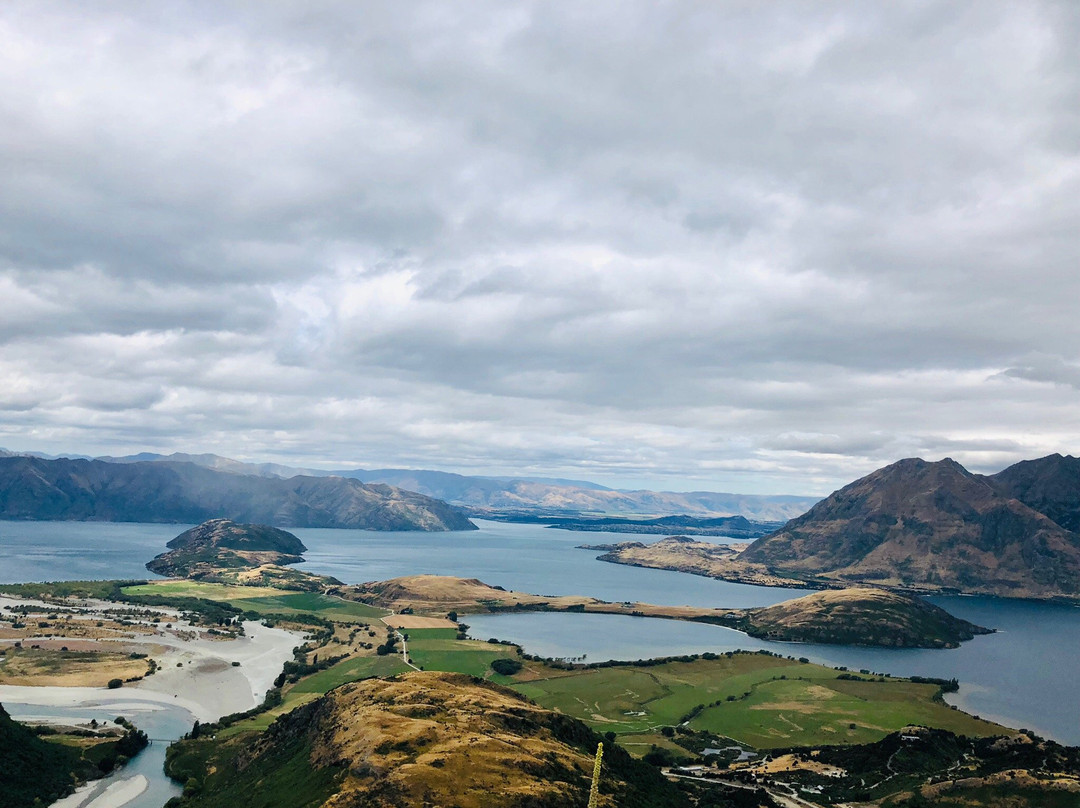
[742,454,1080,598]
[83,451,818,520]
[0,456,475,531]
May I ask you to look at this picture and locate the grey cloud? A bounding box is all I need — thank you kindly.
[0,1,1077,495]
[1000,356,1080,390]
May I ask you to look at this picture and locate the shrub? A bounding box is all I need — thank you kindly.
[107,678,123,689]
[490,658,523,676]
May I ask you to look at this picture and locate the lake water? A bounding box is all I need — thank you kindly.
[2,518,1079,746]
[0,522,183,583]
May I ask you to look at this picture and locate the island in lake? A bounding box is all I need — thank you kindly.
[145,518,342,590]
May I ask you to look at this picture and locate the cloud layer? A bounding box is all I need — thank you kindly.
[1,1,1078,494]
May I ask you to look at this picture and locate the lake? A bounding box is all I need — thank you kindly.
[2,518,1079,745]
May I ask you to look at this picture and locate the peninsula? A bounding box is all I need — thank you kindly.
[349,574,988,649]
[735,587,991,648]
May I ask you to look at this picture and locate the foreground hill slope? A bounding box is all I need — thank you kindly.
[741,458,1080,597]
[166,672,690,808]
[0,457,476,530]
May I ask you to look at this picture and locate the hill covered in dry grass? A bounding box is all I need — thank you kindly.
[165,671,691,808]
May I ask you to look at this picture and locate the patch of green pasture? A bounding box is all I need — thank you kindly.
[288,653,408,695]
[502,654,1007,750]
[229,592,387,621]
[121,583,388,622]
[121,581,284,600]
[121,583,387,621]
[407,637,512,678]
[214,691,324,738]
[216,655,409,738]
[398,628,458,641]
[691,676,1006,749]
[514,667,672,733]
[511,655,804,734]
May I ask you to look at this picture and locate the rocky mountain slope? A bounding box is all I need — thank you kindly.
[741,457,1080,598]
[0,456,476,531]
[165,672,690,808]
[990,453,1080,532]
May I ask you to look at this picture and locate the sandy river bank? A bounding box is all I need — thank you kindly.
[1,617,304,808]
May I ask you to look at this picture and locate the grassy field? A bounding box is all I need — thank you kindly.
[229,592,386,621]
[122,582,387,621]
[0,647,149,687]
[122,581,285,599]
[289,654,409,697]
[218,654,410,737]
[406,630,518,679]
[691,675,996,748]
[507,654,1008,750]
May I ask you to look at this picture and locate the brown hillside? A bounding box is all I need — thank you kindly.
[742,458,1080,598]
[170,672,690,808]
[990,453,1080,532]
[741,588,991,648]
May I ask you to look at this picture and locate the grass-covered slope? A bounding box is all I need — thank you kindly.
[0,703,86,808]
[738,588,991,648]
[0,705,149,808]
[166,671,690,808]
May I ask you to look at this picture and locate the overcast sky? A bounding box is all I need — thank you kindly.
[0,1,1077,495]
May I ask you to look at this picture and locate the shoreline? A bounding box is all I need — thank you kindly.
[1,614,304,808]
[0,619,302,722]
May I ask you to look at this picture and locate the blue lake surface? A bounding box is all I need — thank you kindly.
[0,521,184,583]
[294,520,811,608]
[2,518,1079,744]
